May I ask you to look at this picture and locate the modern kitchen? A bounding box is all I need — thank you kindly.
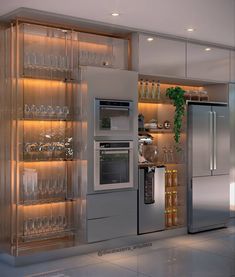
[0,2,235,277]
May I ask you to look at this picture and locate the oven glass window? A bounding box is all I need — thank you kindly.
[100,150,129,184]
[99,107,130,131]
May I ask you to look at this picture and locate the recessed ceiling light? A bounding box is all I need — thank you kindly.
[187,28,195,32]
[111,12,120,17]
[205,47,211,51]
[147,37,154,42]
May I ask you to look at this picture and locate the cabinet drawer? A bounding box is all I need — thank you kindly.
[87,191,137,219]
[87,213,137,242]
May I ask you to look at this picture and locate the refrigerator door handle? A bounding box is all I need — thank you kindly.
[213,111,217,170]
[209,111,213,171]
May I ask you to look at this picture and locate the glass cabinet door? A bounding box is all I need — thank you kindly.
[12,23,81,255]
[20,23,72,81]
[76,32,128,69]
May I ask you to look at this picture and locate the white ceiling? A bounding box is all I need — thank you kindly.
[0,0,235,47]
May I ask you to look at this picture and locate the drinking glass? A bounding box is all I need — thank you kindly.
[27,218,34,235]
[31,104,37,118]
[58,215,64,230]
[162,146,168,164]
[24,52,31,68]
[34,217,42,234]
[39,105,47,118]
[55,106,62,119]
[50,215,57,231]
[24,104,31,118]
[47,105,54,118]
[168,146,174,163]
[42,216,49,233]
[29,53,36,68]
[24,220,28,235]
[62,106,69,119]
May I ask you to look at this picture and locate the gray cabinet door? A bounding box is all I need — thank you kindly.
[189,105,211,177]
[212,106,229,175]
[138,34,186,77]
[187,43,230,82]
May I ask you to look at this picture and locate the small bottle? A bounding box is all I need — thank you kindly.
[166,192,172,208]
[157,81,161,100]
[172,191,178,207]
[172,170,178,187]
[151,80,156,99]
[172,209,178,226]
[165,170,172,187]
[145,80,150,99]
[166,209,173,227]
[139,79,144,99]
[140,79,145,99]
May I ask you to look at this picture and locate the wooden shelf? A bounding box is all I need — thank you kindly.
[139,99,172,104]
[22,117,71,122]
[138,162,185,168]
[139,129,173,135]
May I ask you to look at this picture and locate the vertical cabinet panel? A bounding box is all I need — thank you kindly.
[187,43,230,82]
[230,50,235,82]
[138,34,186,77]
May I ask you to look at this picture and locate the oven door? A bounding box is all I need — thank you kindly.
[95,99,133,137]
[94,141,133,191]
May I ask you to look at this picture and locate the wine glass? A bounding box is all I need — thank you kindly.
[162,145,168,164]
[27,218,34,235]
[62,106,69,119]
[24,104,31,118]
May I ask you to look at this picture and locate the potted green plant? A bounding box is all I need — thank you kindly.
[166,86,186,151]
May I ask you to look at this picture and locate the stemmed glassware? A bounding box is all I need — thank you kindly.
[24,104,70,120]
[24,52,69,78]
[24,214,69,237]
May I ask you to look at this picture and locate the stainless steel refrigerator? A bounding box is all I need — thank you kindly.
[188,102,230,233]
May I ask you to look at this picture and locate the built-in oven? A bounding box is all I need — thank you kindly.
[94,141,133,191]
[95,99,133,137]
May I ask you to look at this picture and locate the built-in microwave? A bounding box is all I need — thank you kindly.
[94,141,133,191]
[94,99,133,137]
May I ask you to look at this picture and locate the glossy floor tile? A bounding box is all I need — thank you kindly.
[0,219,234,277]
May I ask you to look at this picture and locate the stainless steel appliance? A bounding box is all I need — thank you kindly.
[188,102,230,233]
[94,141,133,191]
[138,166,165,234]
[95,99,133,137]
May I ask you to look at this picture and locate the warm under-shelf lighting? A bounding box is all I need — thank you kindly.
[205,47,212,51]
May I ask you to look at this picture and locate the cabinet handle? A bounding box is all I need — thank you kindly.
[209,111,213,171]
[213,111,217,170]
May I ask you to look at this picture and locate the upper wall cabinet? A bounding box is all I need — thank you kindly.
[187,43,230,82]
[230,50,235,82]
[77,32,129,70]
[133,33,186,78]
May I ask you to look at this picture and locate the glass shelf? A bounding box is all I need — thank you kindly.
[19,198,76,206]
[23,157,74,162]
[22,117,71,122]
[139,129,173,134]
[21,229,74,243]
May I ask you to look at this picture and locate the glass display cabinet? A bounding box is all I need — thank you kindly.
[0,22,83,256]
[0,20,129,257]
